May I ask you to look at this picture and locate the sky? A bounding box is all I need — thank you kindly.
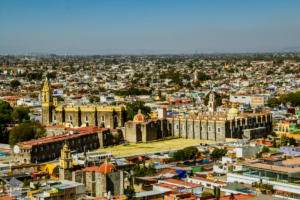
[0,0,300,55]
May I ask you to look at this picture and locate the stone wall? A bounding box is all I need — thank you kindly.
[124,114,272,143]
[46,106,125,128]
[107,171,123,196]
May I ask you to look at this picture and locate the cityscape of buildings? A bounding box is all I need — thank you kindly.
[1,0,300,199]
[0,53,299,200]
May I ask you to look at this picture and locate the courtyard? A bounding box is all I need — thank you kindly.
[95,138,214,157]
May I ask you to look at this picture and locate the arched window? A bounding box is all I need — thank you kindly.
[101,116,105,123]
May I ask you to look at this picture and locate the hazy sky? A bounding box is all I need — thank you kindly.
[1,0,300,54]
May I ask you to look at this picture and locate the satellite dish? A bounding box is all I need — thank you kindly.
[14,145,20,154]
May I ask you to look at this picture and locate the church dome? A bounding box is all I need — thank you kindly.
[99,162,115,174]
[228,107,239,115]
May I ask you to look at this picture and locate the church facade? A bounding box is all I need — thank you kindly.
[125,93,272,143]
[59,144,124,198]
[41,78,126,129]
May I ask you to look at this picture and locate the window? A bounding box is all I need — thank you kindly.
[101,116,105,122]
[53,115,56,121]
[114,115,118,123]
[85,115,88,122]
[208,126,211,132]
[176,124,179,130]
[217,127,221,133]
[181,124,185,130]
[69,115,72,122]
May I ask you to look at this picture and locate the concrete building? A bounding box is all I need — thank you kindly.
[227,157,300,194]
[13,127,122,164]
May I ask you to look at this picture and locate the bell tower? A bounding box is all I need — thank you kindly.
[59,143,73,180]
[42,77,53,125]
[208,92,217,113]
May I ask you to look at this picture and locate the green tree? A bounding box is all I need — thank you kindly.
[0,101,13,144]
[280,134,287,146]
[183,146,198,160]
[256,152,262,158]
[204,92,223,106]
[0,101,13,124]
[288,91,300,107]
[126,101,151,120]
[94,96,100,103]
[261,146,269,153]
[46,72,56,79]
[52,166,59,177]
[56,96,64,102]
[266,70,273,75]
[272,138,277,148]
[124,185,135,199]
[9,120,46,147]
[172,149,186,161]
[11,107,30,123]
[280,134,297,146]
[89,97,94,103]
[212,148,228,160]
[10,79,21,89]
[278,94,289,105]
[0,124,9,143]
[267,98,280,108]
[197,72,211,81]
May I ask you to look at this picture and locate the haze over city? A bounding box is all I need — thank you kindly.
[1,0,300,54]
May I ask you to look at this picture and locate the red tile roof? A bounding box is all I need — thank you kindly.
[84,162,115,174]
[17,126,108,147]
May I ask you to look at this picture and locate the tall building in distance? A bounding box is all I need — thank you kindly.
[42,77,53,125]
[59,143,73,181]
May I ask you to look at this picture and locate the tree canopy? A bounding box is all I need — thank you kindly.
[169,146,198,161]
[267,91,300,107]
[10,80,21,89]
[267,98,280,108]
[280,134,297,146]
[211,148,228,160]
[126,101,151,121]
[11,107,30,123]
[113,88,152,96]
[197,72,211,81]
[9,120,46,147]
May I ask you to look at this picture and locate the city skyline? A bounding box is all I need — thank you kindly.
[1,0,300,54]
